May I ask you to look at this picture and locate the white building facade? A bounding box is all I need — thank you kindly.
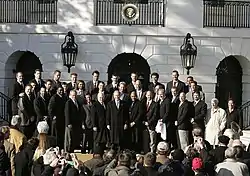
[0,0,249,109]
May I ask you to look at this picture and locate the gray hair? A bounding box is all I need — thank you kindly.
[225,147,236,159]
[11,115,21,126]
[211,98,219,104]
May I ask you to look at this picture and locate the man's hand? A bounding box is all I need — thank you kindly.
[124,124,128,130]
[19,93,24,97]
[68,124,72,128]
[191,118,194,123]
[93,127,97,132]
[53,116,56,120]
[130,122,135,127]
[175,121,178,126]
[107,125,110,130]
[82,125,85,130]
[145,122,149,126]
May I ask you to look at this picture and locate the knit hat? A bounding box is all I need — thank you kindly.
[11,115,21,126]
[37,121,49,134]
[157,141,169,152]
[192,157,203,170]
[218,135,230,145]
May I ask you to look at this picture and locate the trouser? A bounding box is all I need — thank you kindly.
[178,130,189,151]
[167,125,178,149]
[82,129,93,153]
[149,129,157,153]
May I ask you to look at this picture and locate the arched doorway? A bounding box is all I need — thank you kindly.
[216,55,242,109]
[107,53,150,89]
[15,51,42,85]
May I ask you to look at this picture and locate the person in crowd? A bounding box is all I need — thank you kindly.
[127,72,138,94]
[64,90,85,152]
[225,98,242,129]
[158,149,185,176]
[192,157,208,176]
[44,79,53,100]
[186,81,205,102]
[48,86,67,149]
[33,121,56,161]
[148,72,165,92]
[156,141,170,165]
[66,73,78,95]
[51,70,62,95]
[106,90,129,151]
[205,98,226,148]
[185,76,202,92]
[9,115,27,152]
[61,82,68,95]
[176,92,194,151]
[29,80,38,99]
[83,147,104,174]
[153,85,161,102]
[137,152,158,176]
[18,85,36,139]
[0,132,10,176]
[15,137,39,176]
[215,147,249,176]
[128,91,143,152]
[34,87,48,122]
[142,91,158,153]
[106,74,119,94]
[192,91,207,132]
[82,93,93,153]
[0,126,15,176]
[91,92,108,154]
[183,147,199,176]
[104,151,132,176]
[86,70,101,95]
[92,81,111,103]
[134,80,146,101]
[76,80,87,105]
[166,70,186,96]
[209,135,230,165]
[118,82,130,102]
[30,69,45,94]
[12,72,25,115]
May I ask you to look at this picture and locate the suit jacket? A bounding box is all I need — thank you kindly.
[143,101,158,130]
[11,81,25,115]
[106,100,129,144]
[64,99,83,127]
[83,103,92,129]
[126,83,136,94]
[34,96,48,121]
[119,93,130,102]
[209,146,227,165]
[18,94,36,126]
[86,81,101,95]
[30,78,45,93]
[177,100,194,130]
[169,95,180,123]
[129,100,142,124]
[105,83,119,94]
[166,80,186,95]
[135,90,146,101]
[148,82,165,92]
[159,98,171,124]
[51,80,62,95]
[194,100,207,129]
[48,94,66,120]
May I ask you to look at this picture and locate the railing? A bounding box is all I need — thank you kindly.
[95,0,165,26]
[0,0,57,24]
[203,0,250,28]
[239,101,250,130]
[0,92,11,122]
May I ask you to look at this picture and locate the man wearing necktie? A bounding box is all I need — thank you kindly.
[12,72,25,115]
[166,70,186,96]
[30,69,45,94]
[86,70,100,95]
[66,73,78,95]
[65,90,85,152]
[106,90,129,151]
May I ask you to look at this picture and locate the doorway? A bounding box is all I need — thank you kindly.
[215,55,242,109]
[107,53,150,88]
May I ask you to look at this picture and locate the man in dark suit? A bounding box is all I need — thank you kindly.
[158,89,170,142]
[91,92,108,154]
[142,91,158,153]
[48,87,67,149]
[135,80,146,101]
[185,76,203,92]
[11,72,25,115]
[106,90,129,151]
[176,92,194,151]
[166,70,186,96]
[18,85,36,139]
[34,87,48,122]
[128,91,143,152]
[44,79,53,101]
[126,72,138,94]
[30,69,45,94]
[64,90,85,152]
[66,73,78,95]
[105,74,119,94]
[148,72,165,92]
[82,93,94,153]
[118,82,130,102]
[192,91,207,132]
[86,70,100,95]
[51,70,62,95]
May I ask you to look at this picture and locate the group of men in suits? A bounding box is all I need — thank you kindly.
[11,68,208,154]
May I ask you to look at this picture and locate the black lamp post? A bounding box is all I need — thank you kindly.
[180,33,197,75]
[61,31,78,73]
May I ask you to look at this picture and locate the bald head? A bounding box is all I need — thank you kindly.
[113,90,120,100]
